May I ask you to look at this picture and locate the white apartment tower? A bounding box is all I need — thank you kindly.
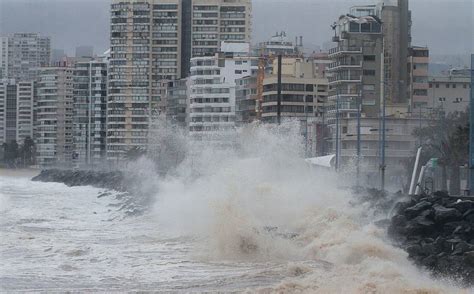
[73,58,108,167]
[0,33,51,81]
[188,42,253,141]
[0,80,34,145]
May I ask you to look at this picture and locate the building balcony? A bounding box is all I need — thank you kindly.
[325,104,358,113]
[412,82,429,89]
[328,46,363,57]
[412,68,428,76]
[328,61,362,71]
[328,76,362,84]
[412,57,429,64]
[328,89,361,98]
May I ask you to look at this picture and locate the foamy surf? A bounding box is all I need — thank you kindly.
[153,121,470,293]
[1,121,471,292]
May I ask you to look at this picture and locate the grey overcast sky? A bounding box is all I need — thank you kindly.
[0,0,472,56]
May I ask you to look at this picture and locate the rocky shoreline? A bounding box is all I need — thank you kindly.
[31,169,474,285]
[32,169,126,191]
[388,191,474,286]
[32,169,154,217]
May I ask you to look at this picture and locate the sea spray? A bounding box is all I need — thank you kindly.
[152,120,469,292]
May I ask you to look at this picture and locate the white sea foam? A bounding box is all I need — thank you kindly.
[153,120,468,293]
[0,121,470,292]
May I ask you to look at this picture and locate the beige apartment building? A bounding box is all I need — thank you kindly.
[407,46,429,112]
[108,0,182,160]
[36,65,74,167]
[261,57,329,124]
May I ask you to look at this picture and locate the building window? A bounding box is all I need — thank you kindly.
[464,84,467,89]
[446,84,450,88]
[349,22,359,32]
[429,83,432,88]
[360,23,371,32]
[363,55,376,61]
[413,89,428,96]
[363,70,375,76]
[452,84,456,89]
[439,97,446,102]
[436,83,439,88]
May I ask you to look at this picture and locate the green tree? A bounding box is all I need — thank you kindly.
[19,136,35,166]
[413,110,469,195]
[3,140,20,167]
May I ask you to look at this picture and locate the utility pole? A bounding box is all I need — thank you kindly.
[321,106,326,156]
[357,89,362,185]
[277,54,282,125]
[305,102,308,157]
[469,54,474,194]
[88,60,93,168]
[335,88,340,171]
[381,85,386,191]
[380,47,386,191]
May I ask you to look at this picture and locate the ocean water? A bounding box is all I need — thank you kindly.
[0,122,470,293]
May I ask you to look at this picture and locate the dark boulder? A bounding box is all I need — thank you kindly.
[404,201,432,219]
[404,215,436,236]
[465,251,474,266]
[406,244,423,258]
[464,209,474,223]
[433,204,462,223]
[448,200,474,213]
[388,190,474,286]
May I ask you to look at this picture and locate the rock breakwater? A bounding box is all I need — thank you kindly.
[32,169,154,217]
[32,169,126,191]
[388,191,474,286]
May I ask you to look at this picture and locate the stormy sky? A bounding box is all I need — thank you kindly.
[0,0,472,57]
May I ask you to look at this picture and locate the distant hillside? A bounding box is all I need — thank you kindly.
[429,54,471,76]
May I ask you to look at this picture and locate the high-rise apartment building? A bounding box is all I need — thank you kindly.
[108,0,252,160]
[235,75,257,125]
[73,58,108,167]
[35,65,74,167]
[0,33,51,81]
[327,0,423,175]
[408,46,429,112]
[108,0,182,160]
[261,57,328,124]
[328,15,384,121]
[349,0,411,104]
[188,0,252,57]
[0,80,34,145]
[164,78,188,127]
[188,42,253,141]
